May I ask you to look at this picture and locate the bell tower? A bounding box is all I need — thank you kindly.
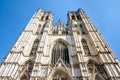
[67,8,120,80]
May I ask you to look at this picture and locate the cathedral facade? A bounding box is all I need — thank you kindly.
[0,8,120,80]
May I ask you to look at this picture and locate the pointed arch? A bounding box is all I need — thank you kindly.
[71,13,76,20]
[30,39,40,56]
[24,60,34,75]
[18,59,34,78]
[86,59,99,65]
[36,24,41,35]
[48,68,74,80]
[24,59,34,65]
[81,39,90,55]
[51,38,69,46]
[51,38,70,65]
[20,59,34,80]
[79,24,87,34]
[87,59,98,74]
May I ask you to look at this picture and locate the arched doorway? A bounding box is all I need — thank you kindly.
[52,71,68,80]
[48,69,73,80]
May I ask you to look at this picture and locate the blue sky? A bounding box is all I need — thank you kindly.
[0,0,120,62]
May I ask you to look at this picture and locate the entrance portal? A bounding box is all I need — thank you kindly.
[52,71,68,80]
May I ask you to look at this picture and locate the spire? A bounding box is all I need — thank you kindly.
[57,19,63,27]
[56,19,65,30]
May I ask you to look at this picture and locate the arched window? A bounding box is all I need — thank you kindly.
[87,61,94,75]
[36,25,41,35]
[41,15,44,20]
[51,41,69,64]
[76,14,82,21]
[40,24,45,35]
[20,60,34,80]
[46,15,49,20]
[27,62,34,75]
[71,14,76,20]
[30,39,39,56]
[80,24,87,34]
[81,39,90,55]
[25,61,34,77]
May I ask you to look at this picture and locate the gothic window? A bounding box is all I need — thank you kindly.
[81,39,90,55]
[30,39,39,56]
[87,61,94,74]
[46,15,49,20]
[51,41,69,64]
[36,25,41,35]
[76,14,82,20]
[64,48,69,64]
[26,61,34,76]
[20,61,34,80]
[71,14,76,20]
[40,24,45,35]
[40,27,44,34]
[41,15,44,20]
[80,24,87,35]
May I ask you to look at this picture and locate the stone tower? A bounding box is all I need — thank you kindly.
[0,8,120,80]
